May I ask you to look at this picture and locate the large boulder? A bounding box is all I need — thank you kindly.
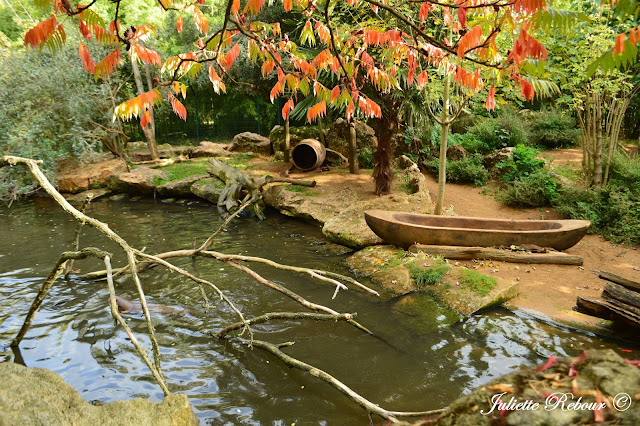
[322,191,432,249]
[396,155,429,195]
[483,147,514,179]
[269,125,321,157]
[57,159,128,193]
[325,118,377,155]
[190,177,225,203]
[106,167,168,194]
[190,141,232,158]
[263,185,358,225]
[446,144,469,161]
[158,174,209,197]
[0,362,199,425]
[229,132,272,155]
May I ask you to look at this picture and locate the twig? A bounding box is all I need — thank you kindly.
[64,195,93,277]
[215,311,355,338]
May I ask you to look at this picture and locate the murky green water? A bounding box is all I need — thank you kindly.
[0,199,637,424]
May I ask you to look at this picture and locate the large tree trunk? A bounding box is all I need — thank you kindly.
[284,117,290,163]
[131,57,159,160]
[371,107,398,195]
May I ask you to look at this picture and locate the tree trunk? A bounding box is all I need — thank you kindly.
[434,65,451,215]
[348,121,359,174]
[318,116,327,148]
[284,117,290,163]
[144,63,157,142]
[131,57,159,160]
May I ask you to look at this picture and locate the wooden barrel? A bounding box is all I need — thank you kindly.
[292,139,326,171]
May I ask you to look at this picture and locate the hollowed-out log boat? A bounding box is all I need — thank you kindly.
[364,210,591,251]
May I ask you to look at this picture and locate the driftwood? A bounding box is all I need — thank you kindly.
[597,270,640,292]
[575,296,640,327]
[603,282,640,310]
[409,244,584,265]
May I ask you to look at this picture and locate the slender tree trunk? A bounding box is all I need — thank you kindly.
[348,121,359,174]
[594,92,603,187]
[284,117,290,163]
[434,66,451,215]
[144,63,156,142]
[318,116,327,148]
[131,57,159,160]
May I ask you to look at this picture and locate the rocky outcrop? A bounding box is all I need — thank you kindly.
[57,159,128,193]
[346,245,519,314]
[322,192,432,249]
[190,177,225,203]
[435,349,640,425]
[0,362,198,425]
[263,185,358,225]
[483,147,514,179]
[396,155,429,195]
[325,118,378,155]
[158,174,209,198]
[229,132,272,155]
[106,167,168,194]
[190,141,232,158]
[446,144,469,161]
[128,144,194,162]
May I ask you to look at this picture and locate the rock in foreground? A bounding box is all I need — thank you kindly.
[0,362,198,425]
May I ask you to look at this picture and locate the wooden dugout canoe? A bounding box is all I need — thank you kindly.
[364,210,591,251]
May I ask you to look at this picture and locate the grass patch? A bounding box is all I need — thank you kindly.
[407,258,451,287]
[459,269,497,296]
[155,159,209,186]
[222,153,255,170]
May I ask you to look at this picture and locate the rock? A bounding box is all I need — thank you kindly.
[269,125,320,156]
[446,144,469,161]
[346,245,519,314]
[63,188,112,204]
[190,141,232,158]
[0,362,199,425]
[435,349,640,425]
[128,144,194,162]
[108,193,130,202]
[190,177,225,203]
[396,155,429,195]
[158,174,209,197]
[390,293,462,334]
[106,167,168,195]
[324,148,348,166]
[325,118,377,155]
[322,192,432,249]
[57,159,128,193]
[313,241,353,256]
[230,132,272,155]
[263,185,358,225]
[450,108,477,134]
[483,147,514,179]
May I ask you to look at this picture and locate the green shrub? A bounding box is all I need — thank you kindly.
[408,259,451,287]
[429,155,489,186]
[607,151,640,193]
[529,109,579,149]
[499,170,558,207]
[497,144,545,182]
[468,110,529,152]
[358,146,376,169]
[555,185,640,245]
[459,269,497,296]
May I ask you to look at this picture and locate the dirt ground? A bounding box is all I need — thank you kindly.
[250,148,639,331]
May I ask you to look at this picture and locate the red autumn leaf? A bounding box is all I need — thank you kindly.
[24,15,59,49]
[416,70,429,88]
[458,3,468,29]
[79,42,96,73]
[419,3,431,21]
[331,85,341,102]
[621,349,633,353]
[520,78,534,101]
[208,65,226,94]
[140,109,152,129]
[79,20,92,40]
[221,43,241,71]
[568,365,579,377]
[109,20,120,34]
[457,25,482,57]
[485,85,496,111]
[168,92,187,121]
[133,45,162,66]
[176,15,183,33]
[624,359,640,366]
[536,355,556,371]
[613,33,626,55]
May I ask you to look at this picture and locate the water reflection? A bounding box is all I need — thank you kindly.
[0,200,637,423]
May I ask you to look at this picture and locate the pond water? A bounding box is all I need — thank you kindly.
[0,199,637,424]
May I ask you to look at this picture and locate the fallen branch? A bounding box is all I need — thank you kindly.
[215,311,354,338]
[236,338,446,423]
[597,270,640,292]
[409,244,584,266]
[269,177,317,187]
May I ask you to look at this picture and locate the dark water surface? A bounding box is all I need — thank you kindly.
[0,199,637,424]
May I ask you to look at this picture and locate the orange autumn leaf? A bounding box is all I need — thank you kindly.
[24,15,60,49]
[168,92,187,121]
[208,65,226,94]
[221,43,241,71]
[232,0,240,15]
[282,98,294,120]
[520,78,534,101]
[457,25,482,57]
[193,6,209,35]
[114,89,161,121]
[140,109,152,129]
[79,42,96,73]
[419,3,431,21]
[176,15,183,33]
[132,45,162,66]
[94,49,121,81]
[307,100,327,122]
[284,0,292,12]
[613,33,626,55]
[485,85,496,111]
[331,85,341,102]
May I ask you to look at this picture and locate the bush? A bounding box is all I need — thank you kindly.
[607,151,640,193]
[499,170,558,207]
[529,109,580,149]
[497,144,545,182]
[429,154,489,186]
[358,146,376,169]
[467,110,529,152]
[555,185,640,245]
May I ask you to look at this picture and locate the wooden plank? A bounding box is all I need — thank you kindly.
[575,297,640,327]
[598,270,640,292]
[602,294,640,318]
[409,244,583,266]
[603,283,640,310]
